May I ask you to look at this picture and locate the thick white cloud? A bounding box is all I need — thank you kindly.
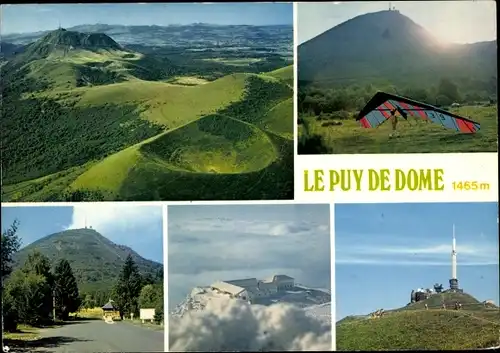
[64,204,164,264]
[169,299,332,351]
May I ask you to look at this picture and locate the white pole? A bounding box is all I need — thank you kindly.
[452,224,457,279]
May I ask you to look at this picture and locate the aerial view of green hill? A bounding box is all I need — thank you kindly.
[337,291,500,350]
[297,3,497,154]
[13,227,163,293]
[1,23,293,201]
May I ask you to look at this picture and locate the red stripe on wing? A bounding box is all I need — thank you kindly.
[383,101,396,111]
[359,116,371,128]
[411,104,428,119]
[377,105,391,119]
[398,101,415,117]
[455,118,477,133]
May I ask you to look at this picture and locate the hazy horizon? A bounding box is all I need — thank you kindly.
[2,22,293,36]
[1,3,293,35]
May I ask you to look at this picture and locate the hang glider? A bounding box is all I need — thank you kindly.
[356,92,480,133]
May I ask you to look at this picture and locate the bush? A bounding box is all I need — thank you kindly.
[154,303,164,325]
[321,121,342,127]
[330,110,350,120]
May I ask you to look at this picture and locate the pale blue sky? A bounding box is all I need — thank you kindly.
[1,204,163,263]
[336,202,499,321]
[168,204,331,310]
[298,1,497,44]
[1,3,293,34]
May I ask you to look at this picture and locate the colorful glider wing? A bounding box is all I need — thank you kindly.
[356,92,480,133]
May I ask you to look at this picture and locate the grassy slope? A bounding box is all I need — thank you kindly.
[3,59,293,201]
[25,49,141,88]
[299,105,498,154]
[260,98,293,139]
[67,114,278,198]
[68,74,292,201]
[73,73,247,128]
[258,67,293,139]
[267,65,293,85]
[337,292,500,350]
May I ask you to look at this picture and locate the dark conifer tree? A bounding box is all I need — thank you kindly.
[114,254,142,317]
[54,259,81,320]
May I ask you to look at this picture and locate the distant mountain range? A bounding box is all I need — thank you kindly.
[298,10,497,87]
[13,228,163,292]
[2,23,293,56]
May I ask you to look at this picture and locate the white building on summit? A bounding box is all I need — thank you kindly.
[210,274,295,302]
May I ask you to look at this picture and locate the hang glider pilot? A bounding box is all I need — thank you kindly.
[389,108,399,137]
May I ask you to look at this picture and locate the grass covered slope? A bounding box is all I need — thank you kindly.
[67,74,293,201]
[336,292,500,350]
[300,105,498,154]
[72,73,248,127]
[267,64,293,86]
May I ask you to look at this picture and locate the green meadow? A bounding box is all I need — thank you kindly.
[337,292,500,350]
[299,105,497,154]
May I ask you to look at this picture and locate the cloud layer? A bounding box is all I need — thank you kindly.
[169,299,332,351]
[171,217,328,237]
[336,243,498,266]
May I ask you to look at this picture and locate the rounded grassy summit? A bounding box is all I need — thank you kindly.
[1,26,294,202]
[337,291,500,351]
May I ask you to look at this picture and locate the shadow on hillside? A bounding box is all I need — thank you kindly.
[4,336,90,353]
[55,318,100,326]
[71,316,102,321]
[298,134,332,154]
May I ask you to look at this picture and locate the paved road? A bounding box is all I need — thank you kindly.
[28,319,164,353]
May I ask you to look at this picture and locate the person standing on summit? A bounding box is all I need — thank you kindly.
[389,108,400,138]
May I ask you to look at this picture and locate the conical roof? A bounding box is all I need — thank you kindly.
[102,300,116,310]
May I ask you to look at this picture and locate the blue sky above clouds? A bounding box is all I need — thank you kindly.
[1,3,293,34]
[335,202,499,321]
[1,204,163,263]
[168,204,331,310]
[297,1,497,44]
